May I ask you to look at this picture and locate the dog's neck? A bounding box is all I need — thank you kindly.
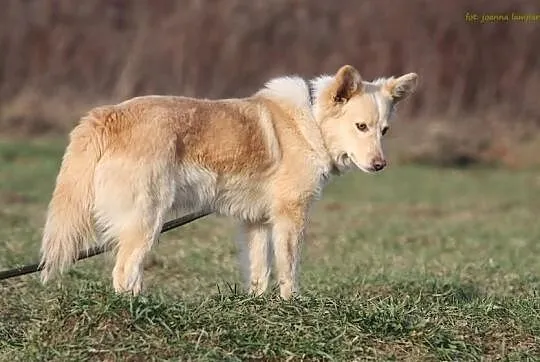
[305,78,343,178]
[256,75,343,179]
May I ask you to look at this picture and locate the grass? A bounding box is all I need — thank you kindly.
[0,138,539,361]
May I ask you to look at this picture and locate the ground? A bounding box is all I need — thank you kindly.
[0,138,539,361]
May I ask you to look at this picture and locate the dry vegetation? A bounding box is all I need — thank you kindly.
[1,0,539,166]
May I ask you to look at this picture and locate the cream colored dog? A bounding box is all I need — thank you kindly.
[39,65,418,299]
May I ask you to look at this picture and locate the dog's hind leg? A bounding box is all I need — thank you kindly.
[110,209,165,295]
[237,222,272,296]
[94,159,173,295]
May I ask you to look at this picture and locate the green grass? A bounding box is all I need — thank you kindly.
[0,138,539,361]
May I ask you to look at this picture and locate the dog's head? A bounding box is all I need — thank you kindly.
[312,65,418,174]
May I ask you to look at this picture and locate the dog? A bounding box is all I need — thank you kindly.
[39,65,418,299]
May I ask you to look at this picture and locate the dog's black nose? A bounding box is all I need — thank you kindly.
[372,159,387,171]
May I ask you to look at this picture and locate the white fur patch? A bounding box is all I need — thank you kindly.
[259,76,311,110]
[309,75,334,104]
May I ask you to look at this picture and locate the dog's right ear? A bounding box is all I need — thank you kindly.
[333,65,363,103]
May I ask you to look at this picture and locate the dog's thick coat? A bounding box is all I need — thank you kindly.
[40,65,418,299]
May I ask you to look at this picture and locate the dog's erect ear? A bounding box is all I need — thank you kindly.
[385,73,418,102]
[333,65,362,103]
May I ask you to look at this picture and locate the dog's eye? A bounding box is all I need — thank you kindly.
[356,123,368,132]
[382,126,389,136]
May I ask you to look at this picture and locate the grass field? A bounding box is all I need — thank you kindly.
[0,138,539,361]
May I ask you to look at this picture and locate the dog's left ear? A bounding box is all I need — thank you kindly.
[333,65,363,103]
[385,73,418,102]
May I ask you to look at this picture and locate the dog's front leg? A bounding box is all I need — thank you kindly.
[238,222,272,296]
[271,210,306,300]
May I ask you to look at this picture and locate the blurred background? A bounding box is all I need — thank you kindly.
[0,0,539,168]
[2,2,540,358]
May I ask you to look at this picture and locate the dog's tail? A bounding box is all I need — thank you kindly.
[39,111,107,283]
